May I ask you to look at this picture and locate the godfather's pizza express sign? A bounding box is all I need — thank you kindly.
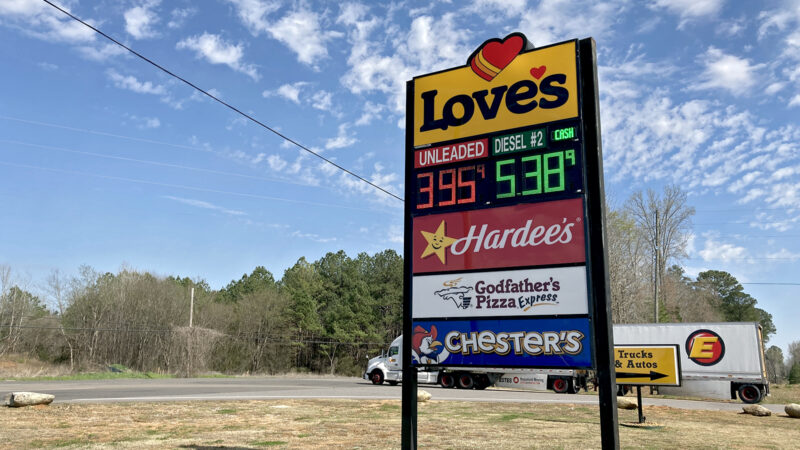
[405,33,593,368]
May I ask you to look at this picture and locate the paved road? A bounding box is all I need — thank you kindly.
[0,376,785,413]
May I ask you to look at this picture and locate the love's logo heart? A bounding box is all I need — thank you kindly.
[530,66,546,79]
[469,34,525,81]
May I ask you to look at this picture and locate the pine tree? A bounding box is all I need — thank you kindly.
[789,363,800,385]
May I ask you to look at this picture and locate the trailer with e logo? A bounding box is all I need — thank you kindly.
[613,322,769,403]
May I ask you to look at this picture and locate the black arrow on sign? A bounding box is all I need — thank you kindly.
[616,370,668,381]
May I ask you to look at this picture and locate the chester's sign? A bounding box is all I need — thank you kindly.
[413,198,586,274]
[413,36,578,147]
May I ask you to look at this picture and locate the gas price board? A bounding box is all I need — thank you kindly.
[402,33,616,449]
[403,34,606,372]
[413,121,583,213]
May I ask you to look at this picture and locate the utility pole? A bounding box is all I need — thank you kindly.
[189,287,194,328]
[654,209,659,323]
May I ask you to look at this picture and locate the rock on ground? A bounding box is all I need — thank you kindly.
[417,390,432,402]
[617,397,638,410]
[3,392,55,407]
[742,404,771,416]
[785,403,800,419]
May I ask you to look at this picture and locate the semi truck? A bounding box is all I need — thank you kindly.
[363,335,589,393]
[613,322,769,404]
[366,322,769,403]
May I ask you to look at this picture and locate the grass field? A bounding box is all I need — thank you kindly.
[1,399,799,449]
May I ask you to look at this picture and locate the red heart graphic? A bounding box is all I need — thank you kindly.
[530,66,546,79]
[469,34,525,81]
[482,35,524,71]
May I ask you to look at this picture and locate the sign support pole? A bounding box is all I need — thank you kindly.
[579,37,620,449]
[636,386,645,423]
[401,79,417,450]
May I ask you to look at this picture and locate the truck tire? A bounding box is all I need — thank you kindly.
[474,374,491,390]
[456,373,475,389]
[552,378,569,393]
[370,370,384,385]
[738,384,763,404]
[439,373,456,389]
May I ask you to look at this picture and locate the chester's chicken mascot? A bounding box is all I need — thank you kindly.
[411,325,448,364]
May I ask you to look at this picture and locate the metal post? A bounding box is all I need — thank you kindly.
[579,37,620,449]
[636,386,645,424]
[401,79,417,450]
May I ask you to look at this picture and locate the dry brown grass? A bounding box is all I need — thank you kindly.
[1,399,799,449]
[0,354,73,379]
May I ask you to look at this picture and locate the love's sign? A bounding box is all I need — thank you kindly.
[413,34,579,147]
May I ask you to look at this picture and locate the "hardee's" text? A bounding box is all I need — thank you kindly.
[450,217,576,255]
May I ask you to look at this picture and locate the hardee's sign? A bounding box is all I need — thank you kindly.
[413,198,586,274]
[413,34,579,147]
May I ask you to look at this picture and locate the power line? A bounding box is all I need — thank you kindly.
[41,0,403,203]
[1,138,320,188]
[0,160,391,213]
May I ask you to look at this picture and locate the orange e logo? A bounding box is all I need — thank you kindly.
[686,330,725,366]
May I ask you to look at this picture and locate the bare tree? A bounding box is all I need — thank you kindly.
[44,269,75,370]
[606,210,650,323]
[625,185,695,322]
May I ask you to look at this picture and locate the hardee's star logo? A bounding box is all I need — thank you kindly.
[420,220,456,264]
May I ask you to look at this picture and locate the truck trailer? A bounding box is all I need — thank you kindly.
[613,322,769,403]
[364,335,588,393]
[367,322,769,403]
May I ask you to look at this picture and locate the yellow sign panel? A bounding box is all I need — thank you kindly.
[614,345,681,386]
[412,40,579,147]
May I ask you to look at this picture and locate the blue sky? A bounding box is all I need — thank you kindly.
[1,0,799,355]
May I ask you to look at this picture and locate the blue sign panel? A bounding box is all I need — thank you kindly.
[410,318,591,368]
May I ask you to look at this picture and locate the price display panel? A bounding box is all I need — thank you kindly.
[412,120,583,214]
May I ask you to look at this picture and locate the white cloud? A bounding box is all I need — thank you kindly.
[224,0,280,35]
[698,237,748,262]
[466,0,526,19]
[266,8,342,68]
[263,82,308,103]
[226,1,341,68]
[692,47,764,95]
[325,123,357,149]
[310,90,334,112]
[107,69,166,95]
[163,196,246,216]
[651,0,723,26]
[765,248,800,261]
[0,1,97,44]
[76,42,127,61]
[124,1,160,40]
[176,33,259,80]
[290,230,337,243]
[518,0,626,48]
[168,7,195,29]
[267,154,288,171]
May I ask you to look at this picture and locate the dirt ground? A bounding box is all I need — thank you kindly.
[1,399,799,449]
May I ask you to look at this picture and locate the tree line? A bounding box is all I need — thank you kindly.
[0,185,794,380]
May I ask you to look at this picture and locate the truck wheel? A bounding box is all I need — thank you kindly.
[552,378,569,393]
[370,370,384,385]
[474,374,490,390]
[738,384,763,404]
[439,373,455,389]
[456,373,474,389]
